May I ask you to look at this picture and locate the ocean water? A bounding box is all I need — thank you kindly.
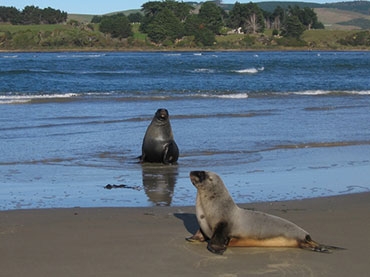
[1,51,369,210]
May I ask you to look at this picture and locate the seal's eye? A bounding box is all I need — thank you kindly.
[198,171,206,182]
[190,171,207,183]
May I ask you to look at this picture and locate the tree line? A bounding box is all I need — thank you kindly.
[0,5,67,24]
[91,1,323,46]
[4,1,368,50]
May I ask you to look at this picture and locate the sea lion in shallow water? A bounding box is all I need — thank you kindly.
[140,109,179,164]
[187,170,344,255]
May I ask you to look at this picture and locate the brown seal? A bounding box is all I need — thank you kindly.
[187,170,344,255]
[140,109,179,164]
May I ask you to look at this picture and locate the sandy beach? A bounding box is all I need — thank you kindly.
[1,192,369,276]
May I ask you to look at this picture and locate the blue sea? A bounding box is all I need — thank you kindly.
[1,51,369,210]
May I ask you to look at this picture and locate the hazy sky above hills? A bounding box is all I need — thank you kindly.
[2,0,343,15]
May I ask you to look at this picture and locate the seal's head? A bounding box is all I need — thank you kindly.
[190,171,207,187]
[190,171,235,204]
[155,108,169,122]
[190,171,219,191]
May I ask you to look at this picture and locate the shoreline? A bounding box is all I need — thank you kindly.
[1,191,369,276]
[2,47,370,53]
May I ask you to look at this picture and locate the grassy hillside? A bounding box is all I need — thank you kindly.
[315,7,370,30]
[66,10,142,23]
[67,14,95,23]
[257,1,370,30]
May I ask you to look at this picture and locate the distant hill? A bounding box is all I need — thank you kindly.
[323,0,370,15]
[254,1,370,30]
[67,14,95,23]
[315,7,370,30]
[255,1,321,12]
[67,10,139,23]
[66,1,370,30]
[318,1,370,29]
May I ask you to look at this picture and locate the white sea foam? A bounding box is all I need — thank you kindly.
[234,67,264,74]
[164,53,182,56]
[194,68,215,73]
[57,54,104,59]
[0,93,78,104]
[348,90,370,95]
[292,90,370,96]
[195,93,249,99]
[217,93,249,99]
[293,90,331,96]
[235,68,258,74]
[2,55,18,59]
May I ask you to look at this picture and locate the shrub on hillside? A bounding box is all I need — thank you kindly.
[338,31,370,46]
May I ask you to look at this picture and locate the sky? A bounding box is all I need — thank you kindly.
[1,0,343,15]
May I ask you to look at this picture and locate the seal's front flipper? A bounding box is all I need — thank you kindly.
[299,235,346,253]
[207,221,230,255]
[163,141,179,164]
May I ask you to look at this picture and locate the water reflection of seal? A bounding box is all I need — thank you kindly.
[142,164,178,206]
[188,171,344,255]
[140,109,179,164]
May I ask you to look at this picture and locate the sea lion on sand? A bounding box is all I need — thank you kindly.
[187,171,344,255]
[140,109,179,164]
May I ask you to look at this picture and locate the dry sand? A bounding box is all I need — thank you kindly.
[1,192,369,277]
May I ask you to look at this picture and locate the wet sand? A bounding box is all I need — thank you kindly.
[1,192,369,276]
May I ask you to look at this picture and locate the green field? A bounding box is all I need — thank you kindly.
[0,24,67,33]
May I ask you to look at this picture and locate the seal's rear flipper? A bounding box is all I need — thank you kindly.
[186,229,206,243]
[299,235,346,253]
[137,155,144,163]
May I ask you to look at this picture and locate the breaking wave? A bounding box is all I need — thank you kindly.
[1,89,369,104]
[233,67,264,74]
[0,93,79,104]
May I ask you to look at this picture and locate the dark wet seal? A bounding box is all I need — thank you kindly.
[104,184,142,191]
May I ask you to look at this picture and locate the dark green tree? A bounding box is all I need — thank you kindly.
[21,6,42,24]
[270,6,285,30]
[163,0,193,22]
[146,8,184,44]
[227,2,265,34]
[91,15,102,23]
[281,15,305,39]
[140,1,162,34]
[40,7,66,24]
[288,5,323,30]
[99,14,133,39]
[127,12,143,23]
[0,5,66,25]
[227,2,244,29]
[0,6,21,24]
[184,14,215,46]
[140,0,192,34]
[198,1,224,35]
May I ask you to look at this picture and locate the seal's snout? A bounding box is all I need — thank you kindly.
[156,108,169,120]
[190,171,207,183]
